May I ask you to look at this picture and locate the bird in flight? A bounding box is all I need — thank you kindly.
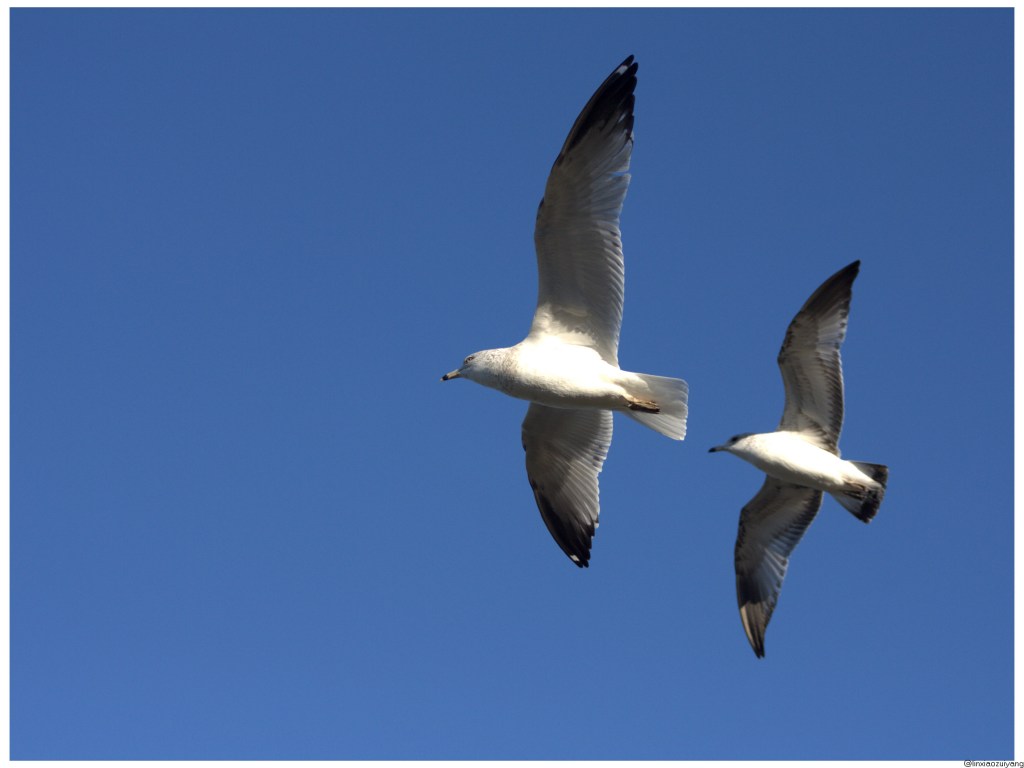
[442,56,688,567]
[709,260,888,657]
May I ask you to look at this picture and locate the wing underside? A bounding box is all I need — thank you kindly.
[777,260,861,451]
[529,56,638,365]
[734,477,823,657]
[522,404,613,567]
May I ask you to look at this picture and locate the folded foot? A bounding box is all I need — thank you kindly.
[626,397,660,413]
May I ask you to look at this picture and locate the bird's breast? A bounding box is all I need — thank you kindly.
[503,343,624,409]
[740,432,848,491]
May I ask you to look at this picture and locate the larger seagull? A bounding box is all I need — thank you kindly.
[710,261,888,657]
[442,56,688,567]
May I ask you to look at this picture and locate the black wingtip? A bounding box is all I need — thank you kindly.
[746,623,767,658]
[529,482,594,568]
[737,592,774,660]
[744,619,767,658]
[792,259,861,322]
[829,259,861,286]
[750,628,766,658]
[554,56,638,165]
[824,260,861,291]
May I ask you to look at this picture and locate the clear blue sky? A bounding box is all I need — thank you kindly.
[11,8,1013,760]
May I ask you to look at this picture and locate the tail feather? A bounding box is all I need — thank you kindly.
[831,461,888,522]
[623,373,688,440]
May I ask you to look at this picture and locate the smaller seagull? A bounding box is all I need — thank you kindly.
[442,56,688,567]
[709,260,888,658]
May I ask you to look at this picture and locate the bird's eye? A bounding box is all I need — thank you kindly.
[464,354,476,365]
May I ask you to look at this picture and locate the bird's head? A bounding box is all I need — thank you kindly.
[708,433,756,454]
[441,349,504,386]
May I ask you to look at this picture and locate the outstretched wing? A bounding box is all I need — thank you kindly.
[734,477,823,658]
[777,260,861,452]
[529,56,637,365]
[522,404,613,567]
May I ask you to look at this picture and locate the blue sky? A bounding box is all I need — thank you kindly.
[11,7,1013,760]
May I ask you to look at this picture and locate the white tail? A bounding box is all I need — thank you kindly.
[623,372,688,440]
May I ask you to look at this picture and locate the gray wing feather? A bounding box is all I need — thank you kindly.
[529,56,637,365]
[777,260,860,452]
[735,477,824,657]
[522,404,613,567]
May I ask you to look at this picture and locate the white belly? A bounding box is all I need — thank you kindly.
[502,341,627,409]
[737,432,869,493]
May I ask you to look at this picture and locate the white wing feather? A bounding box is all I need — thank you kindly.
[522,404,612,567]
[734,478,823,657]
[777,260,860,452]
[528,57,637,365]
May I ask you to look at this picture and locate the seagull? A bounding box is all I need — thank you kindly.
[442,56,688,568]
[709,260,888,657]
